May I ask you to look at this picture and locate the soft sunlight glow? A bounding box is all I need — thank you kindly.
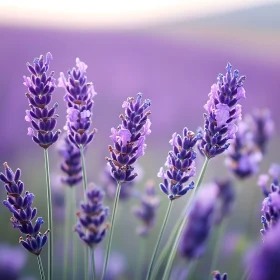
[0,0,276,29]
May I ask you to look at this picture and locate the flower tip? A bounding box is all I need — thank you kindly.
[3,162,8,169]
[225,62,232,72]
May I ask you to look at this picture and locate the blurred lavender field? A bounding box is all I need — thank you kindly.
[0,2,280,280]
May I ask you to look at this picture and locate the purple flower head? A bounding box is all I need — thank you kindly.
[179,184,218,259]
[247,109,274,154]
[75,185,109,247]
[247,222,280,280]
[24,52,61,149]
[214,179,235,224]
[58,134,82,187]
[0,243,27,280]
[258,164,280,236]
[58,58,97,148]
[201,63,246,158]
[106,93,151,184]
[133,180,160,237]
[0,163,48,255]
[158,128,202,200]
[225,119,262,179]
[212,271,228,280]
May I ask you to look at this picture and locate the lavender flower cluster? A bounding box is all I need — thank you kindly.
[107,93,151,184]
[158,128,201,200]
[75,186,109,246]
[0,163,48,255]
[24,52,60,149]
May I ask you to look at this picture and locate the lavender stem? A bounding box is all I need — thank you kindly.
[146,200,173,280]
[136,238,146,280]
[72,188,78,279]
[37,255,45,280]
[208,218,228,280]
[63,187,71,280]
[101,182,121,280]
[79,145,89,280]
[44,149,53,280]
[91,247,96,280]
[162,157,210,280]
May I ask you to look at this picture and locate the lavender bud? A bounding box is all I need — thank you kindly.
[24,53,60,149]
[212,271,228,280]
[201,63,246,158]
[158,128,201,200]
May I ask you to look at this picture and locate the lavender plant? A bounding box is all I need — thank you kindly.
[23,52,60,280]
[0,163,48,279]
[102,92,151,280]
[162,63,246,280]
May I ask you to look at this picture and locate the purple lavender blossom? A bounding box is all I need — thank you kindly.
[215,179,235,224]
[133,180,160,236]
[0,163,48,255]
[106,93,151,184]
[24,52,60,149]
[58,58,97,148]
[246,221,280,280]
[247,109,274,154]
[158,128,201,200]
[225,118,262,179]
[179,184,218,259]
[258,164,280,236]
[0,243,27,280]
[201,63,246,158]
[212,271,228,280]
[58,134,82,187]
[75,185,109,246]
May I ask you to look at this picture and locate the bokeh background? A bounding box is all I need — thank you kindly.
[0,0,280,279]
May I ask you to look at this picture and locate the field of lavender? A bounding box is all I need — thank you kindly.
[0,3,280,280]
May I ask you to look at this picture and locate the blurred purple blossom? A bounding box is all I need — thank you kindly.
[201,63,246,158]
[75,185,109,246]
[58,58,97,148]
[158,127,201,200]
[106,93,151,184]
[133,180,160,236]
[247,221,280,280]
[0,162,48,255]
[0,243,27,280]
[24,52,60,149]
[179,184,218,259]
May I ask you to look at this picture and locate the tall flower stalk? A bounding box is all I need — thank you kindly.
[162,63,246,279]
[102,93,152,280]
[24,52,60,280]
[59,58,97,279]
[146,127,201,280]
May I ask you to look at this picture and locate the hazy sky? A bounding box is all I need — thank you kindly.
[0,0,278,28]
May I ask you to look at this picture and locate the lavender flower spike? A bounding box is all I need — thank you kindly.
[158,128,202,200]
[107,93,151,184]
[24,52,61,149]
[201,63,246,158]
[58,58,97,148]
[0,163,49,255]
[75,185,109,247]
[212,271,228,280]
[58,134,82,187]
[133,180,160,236]
[257,164,280,236]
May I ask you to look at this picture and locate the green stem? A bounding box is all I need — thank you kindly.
[37,255,45,280]
[44,149,53,280]
[208,219,228,280]
[136,237,146,280]
[145,200,173,280]
[162,157,210,280]
[79,146,88,200]
[79,145,88,280]
[241,268,251,280]
[63,188,71,280]
[72,188,78,280]
[91,247,96,280]
[101,182,122,280]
